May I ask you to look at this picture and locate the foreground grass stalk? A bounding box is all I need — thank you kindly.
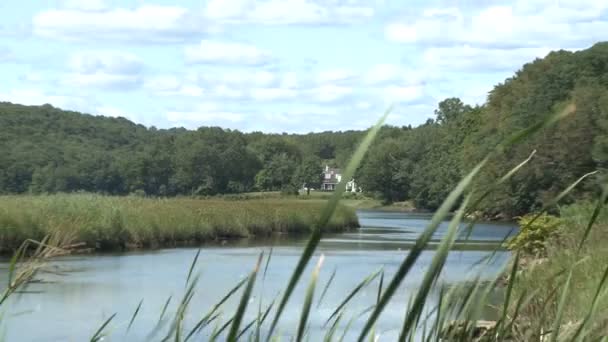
[266,108,389,338]
[358,161,485,342]
[296,255,324,342]
[227,252,263,342]
[398,195,471,341]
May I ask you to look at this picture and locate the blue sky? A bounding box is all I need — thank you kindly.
[0,0,606,132]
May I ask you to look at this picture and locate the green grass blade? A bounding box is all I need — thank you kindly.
[324,311,343,342]
[186,248,201,287]
[297,255,325,342]
[185,313,220,341]
[357,160,485,342]
[185,277,248,341]
[550,270,573,342]
[159,295,172,324]
[324,269,382,327]
[161,274,200,342]
[267,108,390,338]
[255,296,277,342]
[495,251,520,339]
[316,268,337,309]
[90,313,116,342]
[542,171,598,211]
[376,270,384,305]
[127,298,144,333]
[339,314,358,342]
[227,252,263,342]
[570,264,608,341]
[468,150,537,215]
[264,247,273,279]
[6,244,24,289]
[237,318,258,340]
[577,185,607,251]
[398,194,471,341]
[210,317,234,341]
[498,103,575,151]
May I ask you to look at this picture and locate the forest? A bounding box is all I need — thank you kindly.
[1,42,607,217]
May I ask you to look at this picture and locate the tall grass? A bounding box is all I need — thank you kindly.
[507,200,608,339]
[0,194,359,253]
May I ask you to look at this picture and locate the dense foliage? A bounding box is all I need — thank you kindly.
[359,43,608,215]
[0,103,363,196]
[1,43,607,216]
[504,213,563,255]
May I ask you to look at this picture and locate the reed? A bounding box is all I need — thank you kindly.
[0,194,359,253]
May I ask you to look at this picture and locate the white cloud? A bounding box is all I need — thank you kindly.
[422,46,552,72]
[250,87,298,101]
[197,70,277,87]
[62,0,107,11]
[33,5,208,43]
[212,85,245,99]
[383,85,424,103]
[203,0,374,25]
[68,51,143,74]
[364,64,404,85]
[385,7,463,44]
[167,103,244,124]
[144,75,204,97]
[64,51,144,90]
[0,46,13,62]
[309,84,353,102]
[63,73,141,90]
[355,101,373,110]
[0,89,91,112]
[19,72,45,83]
[280,72,299,89]
[385,1,608,48]
[316,68,356,84]
[185,40,273,65]
[363,64,430,88]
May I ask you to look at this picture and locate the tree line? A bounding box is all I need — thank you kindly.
[359,42,608,217]
[0,102,364,197]
[1,43,607,216]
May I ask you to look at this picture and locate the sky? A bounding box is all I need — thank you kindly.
[0,0,606,133]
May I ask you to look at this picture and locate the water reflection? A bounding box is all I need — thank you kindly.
[0,211,516,341]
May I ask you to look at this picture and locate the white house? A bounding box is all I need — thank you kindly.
[321,165,360,192]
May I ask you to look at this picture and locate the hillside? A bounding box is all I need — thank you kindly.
[0,102,364,196]
[1,42,607,216]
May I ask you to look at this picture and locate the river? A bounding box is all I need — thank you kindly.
[0,211,516,341]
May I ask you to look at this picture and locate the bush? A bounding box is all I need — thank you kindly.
[505,213,563,255]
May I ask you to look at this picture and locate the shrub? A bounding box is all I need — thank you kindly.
[505,212,563,255]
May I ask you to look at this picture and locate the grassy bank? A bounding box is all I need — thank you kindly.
[0,194,359,253]
[503,200,608,338]
[219,190,386,210]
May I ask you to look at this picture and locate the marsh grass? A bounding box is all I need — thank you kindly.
[1,104,607,341]
[508,200,608,339]
[0,194,359,253]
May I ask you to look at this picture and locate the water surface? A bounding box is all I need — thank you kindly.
[0,211,516,341]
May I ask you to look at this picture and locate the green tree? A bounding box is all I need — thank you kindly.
[294,157,323,195]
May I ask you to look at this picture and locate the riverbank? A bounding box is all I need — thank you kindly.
[0,194,359,254]
[503,201,608,338]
